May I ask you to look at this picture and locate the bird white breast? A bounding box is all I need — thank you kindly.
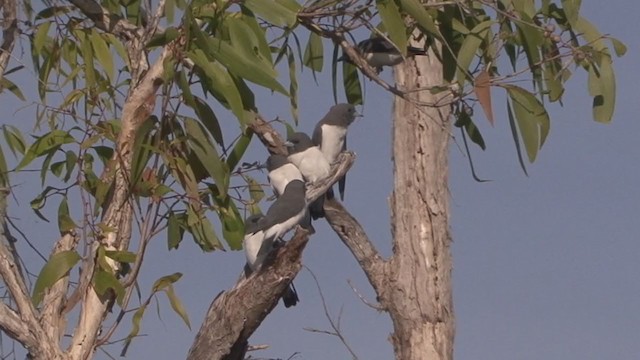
[243,230,268,271]
[320,124,347,163]
[263,208,306,241]
[365,52,403,68]
[288,147,330,182]
[268,164,304,195]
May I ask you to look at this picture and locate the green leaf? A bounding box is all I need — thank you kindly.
[122,304,147,354]
[34,21,52,55]
[167,211,186,250]
[104,250,137,263]
[16,130,75,171]
[505,85,551,162]
[0,143,8,187]
[303,32,324,72]
[57,197,77,234]
[193,97,224,147]
[515,15,544,91]
[455,21,492,87]
[76,29,96,89]
[215,196,244,250]
[506,100,529,175]
[398,0,444,41]
[184,118,229,198]
[243,0,297,27]
[187,206,223,251]
[343,61,363,105]
[32,250,81,306]
[90,29,115,82]
[608,37,627,57]
[225,132,252,171]
[376,0,407,56]
[561,0,581,28]
[151,272,183,292]
[165,285,191,329]
[588,56,616,123]
[202,36,288,95]
[227,17,272,69]
[0,77,26,101]
[454,110,486,150]
[93,269,125,306]
[187,50,245,123]
[2,125,26,156]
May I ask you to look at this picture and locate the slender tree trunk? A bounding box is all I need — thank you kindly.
[388,42,454,359]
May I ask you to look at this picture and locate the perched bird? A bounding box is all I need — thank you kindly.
[260,179,308,243]
[286,133,331,219]
[243,214,300,308]
[266,154,304,196]
[312,103,361,200]
[341,36,427,73]
[265,154,314,234]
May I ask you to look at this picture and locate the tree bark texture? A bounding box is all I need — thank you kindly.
[388,43,454,359]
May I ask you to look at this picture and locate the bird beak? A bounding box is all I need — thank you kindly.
[284,141,294,147]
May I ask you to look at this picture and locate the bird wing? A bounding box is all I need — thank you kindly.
[338,136,347,200]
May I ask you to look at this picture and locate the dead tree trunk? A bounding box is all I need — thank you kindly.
[387,43,454,359]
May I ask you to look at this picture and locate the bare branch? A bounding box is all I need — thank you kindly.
[323,198,388,297]
[187,149,356,360]
[0,302,34,347]
[304,267,360,360]
[0,192,64,358]
[187,228,311,360]
[67,30,175,360]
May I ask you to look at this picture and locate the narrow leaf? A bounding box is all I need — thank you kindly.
[151,272,183,292]
[32,250,81,306]
[303,32,324,72]
[243,0,297,27]
[165,285,191,329]
[473,70,494,125]
[343,61,363,105]
[57,197,77,234]
[455,21,492,87]
[506,100,529,175]
[90,30,115,82]
[184,118,229,198]
[376,0,407,56]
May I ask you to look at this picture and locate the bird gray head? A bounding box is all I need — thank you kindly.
[285,132,315,154]
[265,154,290,172]
[321,103,361,127]
[244,214,263,235]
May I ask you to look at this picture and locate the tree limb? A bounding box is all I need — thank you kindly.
[323,199,388,298]
[66,26,174,360]
[0,191,65,358]
[187,124,355,359]
[187,228,310,360]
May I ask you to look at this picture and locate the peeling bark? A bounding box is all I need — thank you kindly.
[387,40,454,360]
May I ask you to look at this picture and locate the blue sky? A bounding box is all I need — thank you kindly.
[2,1,639,360]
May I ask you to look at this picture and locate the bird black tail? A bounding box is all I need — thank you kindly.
[407,46,427,56]
[309,197,325,219]
[282,282,299,308]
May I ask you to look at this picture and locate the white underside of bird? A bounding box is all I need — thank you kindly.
[243,230,270,271]
[318,124,348,163]
[364,51,403,68]
[268,163,304,195]
[288,148,331,182]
